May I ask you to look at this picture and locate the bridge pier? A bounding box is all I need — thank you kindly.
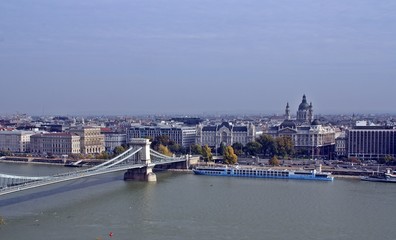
[124,138,157,182]
[124,166,157,182]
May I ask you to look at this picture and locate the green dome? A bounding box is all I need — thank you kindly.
[311,119,321,125]
[298,95,310,110]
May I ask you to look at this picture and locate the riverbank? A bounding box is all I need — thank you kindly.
[0,159,65,166]
[0,158,102,167]
[333,175,361,179]
[0,160,372,179]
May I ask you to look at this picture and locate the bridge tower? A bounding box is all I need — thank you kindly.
[124,138,157,182]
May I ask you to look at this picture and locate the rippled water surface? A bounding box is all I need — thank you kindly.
[1,162,396,240]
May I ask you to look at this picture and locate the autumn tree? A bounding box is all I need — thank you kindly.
[97,151,111,159]
[158,144,172,157]
[269,156,280,166]
[202,145,213,162]
[151,135,175,151]
[348,157,361,164]
[223,146,238,164]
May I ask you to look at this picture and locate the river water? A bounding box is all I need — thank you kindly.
[0,162,396,240]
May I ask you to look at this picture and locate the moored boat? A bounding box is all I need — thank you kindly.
[361,168,396,183]
[64,160,84,167]
[193,165,334,181]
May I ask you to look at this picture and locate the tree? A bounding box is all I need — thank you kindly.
[348,157,361,164]
[217,142,227,156]
[269,156,280,166]
[256,134,277,156]
[244,141,262,156]
[202,145,213,162]
[97,151,110,159]
[169,144,185,155]
[190,144,203,155]
[158,144,172,157]
[381,155,394,165]
[223,146,238,164]
[121,143,130,149]
[113,146,126,155]
[70,153,84,160]
[232,142,244,156]
[151,135,175,151]
[275,136,294,158]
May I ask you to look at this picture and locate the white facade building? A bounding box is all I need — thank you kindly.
[103,132,127,152]
[196,122,256,148]
[0,130,35,153]
[335,132,347,157]
[69,126,105,154]
[30,133,81,155]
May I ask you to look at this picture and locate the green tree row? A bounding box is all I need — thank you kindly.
[244,134,294,158]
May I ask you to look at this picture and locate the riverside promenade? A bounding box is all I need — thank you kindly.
[0,156,391,179]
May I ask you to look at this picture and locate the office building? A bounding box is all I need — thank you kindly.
[127,125,196,148]
[347,126,396,161]
[30,133,81,155]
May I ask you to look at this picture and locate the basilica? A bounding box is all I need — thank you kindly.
[267,95,335,158]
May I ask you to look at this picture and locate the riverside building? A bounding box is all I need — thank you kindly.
[0,130,36,153]
[195,122,256,148]
[30,133,81,155]
[346,125,396,161]
[69,126,105,154]
[126,124,196,148]
[103,132,127,152]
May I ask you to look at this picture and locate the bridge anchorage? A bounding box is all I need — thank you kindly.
[0,138,190,196]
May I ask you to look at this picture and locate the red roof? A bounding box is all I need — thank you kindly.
[101,127,112,132]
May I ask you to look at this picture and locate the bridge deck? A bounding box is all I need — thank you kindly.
[0,147,187,196]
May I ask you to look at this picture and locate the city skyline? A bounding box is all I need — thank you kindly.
[1,0,395,115]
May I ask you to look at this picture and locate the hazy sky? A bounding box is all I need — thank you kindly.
[1,0,395,115]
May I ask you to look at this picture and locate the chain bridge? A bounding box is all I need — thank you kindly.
[0,139,189,197]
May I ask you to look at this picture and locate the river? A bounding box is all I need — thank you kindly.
[0,162,395,240]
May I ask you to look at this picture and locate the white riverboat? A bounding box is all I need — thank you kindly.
[193,165,334,181]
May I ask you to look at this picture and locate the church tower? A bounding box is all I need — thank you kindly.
[285,102,291,120]
[308,102,314,123]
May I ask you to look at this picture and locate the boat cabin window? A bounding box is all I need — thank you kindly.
[295,172,312,175]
